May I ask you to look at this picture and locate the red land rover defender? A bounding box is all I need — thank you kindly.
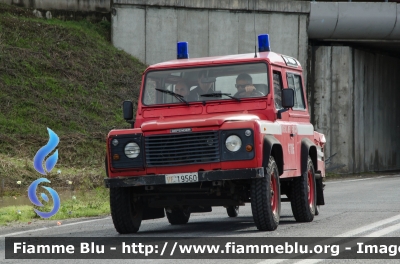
[104,35,326,234]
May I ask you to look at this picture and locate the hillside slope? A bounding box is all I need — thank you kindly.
[0,4,146,190]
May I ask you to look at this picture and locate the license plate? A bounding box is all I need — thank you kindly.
[165,172,199,184]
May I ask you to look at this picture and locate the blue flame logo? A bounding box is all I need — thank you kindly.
[29,128,61,218]
[33,128,59,175]
[28,178,60,218]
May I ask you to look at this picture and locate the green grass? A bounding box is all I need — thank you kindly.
[0,187,110,226]
[0,3,146,191]
[0,154,106,197]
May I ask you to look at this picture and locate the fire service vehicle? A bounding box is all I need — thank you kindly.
[104,34,326,233]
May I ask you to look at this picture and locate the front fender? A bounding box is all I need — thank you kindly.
[301,138,317,175]
[263,135,284,175]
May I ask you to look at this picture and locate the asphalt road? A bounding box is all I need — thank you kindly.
[1,173,400,264]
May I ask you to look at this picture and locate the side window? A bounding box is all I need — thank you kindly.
[287,73,305,109]
[273,71,283,109]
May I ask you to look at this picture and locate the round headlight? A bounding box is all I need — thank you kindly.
[225,135,242,152]
[124,142,140,158]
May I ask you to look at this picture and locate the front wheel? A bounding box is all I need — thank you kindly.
[250,156,281,231]
[110,187,143,234]
[290,156,316,222]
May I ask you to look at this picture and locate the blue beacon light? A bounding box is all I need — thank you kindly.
[258,34,271,52]
[177,42,189,59]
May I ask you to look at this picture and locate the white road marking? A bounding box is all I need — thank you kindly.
[327,174,400,184]
[293,223,400,264]
[327,176,387,184]
[0,227,49,238]
[257,213,400,264]
[292,217,400,264]
[0,216,110,238]
[335,213,400,237]
[364,222,400,237]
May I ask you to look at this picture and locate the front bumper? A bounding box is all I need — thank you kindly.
[104,167,264,188]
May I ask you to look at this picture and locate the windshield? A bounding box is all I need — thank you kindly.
[143,63,269,105]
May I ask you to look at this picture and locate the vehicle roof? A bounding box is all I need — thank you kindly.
[146,51,302,71]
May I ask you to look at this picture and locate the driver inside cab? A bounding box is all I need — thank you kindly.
[188,70,213,101]
[234,73,264,98]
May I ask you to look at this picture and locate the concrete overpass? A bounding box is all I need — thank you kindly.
[308,2,400,173]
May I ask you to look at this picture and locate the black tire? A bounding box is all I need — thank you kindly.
[250,156,281,231]
[110,187,142,234]
[227,206,239,217]
[290,156,316,222]
[166,208,190,225]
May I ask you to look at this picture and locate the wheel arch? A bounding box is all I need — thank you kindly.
[301,138,324,206]
[263,135,284,175]
[301,138,317,175]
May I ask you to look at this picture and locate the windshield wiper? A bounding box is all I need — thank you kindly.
[200,93,240,102]
[155,88,189,105]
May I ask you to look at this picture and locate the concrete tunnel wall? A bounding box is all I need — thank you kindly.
[111,0,309,82]
[311,46,400,174]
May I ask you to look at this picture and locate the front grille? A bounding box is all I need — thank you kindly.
[145,131,220,166]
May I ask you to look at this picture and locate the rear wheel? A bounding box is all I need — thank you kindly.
[250,156,281,231]
[110,187,142,234]
[226,206,239,217]
[166,208,191,225]
[290,156,316,222]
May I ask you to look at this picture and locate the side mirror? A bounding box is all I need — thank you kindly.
[123,101,133,120]
[122,101,135,127]
[281,88,295,108]
[277,89,294,119]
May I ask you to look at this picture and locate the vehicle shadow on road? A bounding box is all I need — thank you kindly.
[60,215,301,237]
[115,215,299,236]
